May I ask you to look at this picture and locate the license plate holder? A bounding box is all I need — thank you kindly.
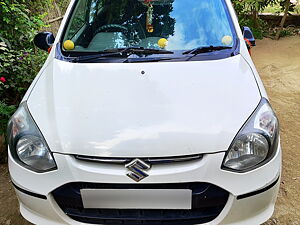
[81,189,192,209]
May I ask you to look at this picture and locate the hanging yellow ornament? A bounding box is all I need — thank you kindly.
[147,25,154,33]
[63,40,75,50]
[146,4,154,33]
[158,38,168,48]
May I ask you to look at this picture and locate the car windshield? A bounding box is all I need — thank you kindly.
[62,0,235,54]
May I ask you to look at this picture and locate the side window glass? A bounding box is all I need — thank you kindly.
[66,0,88,40]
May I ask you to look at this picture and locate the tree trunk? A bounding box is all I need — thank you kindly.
[252,9,259,28]
[275,0,291,40]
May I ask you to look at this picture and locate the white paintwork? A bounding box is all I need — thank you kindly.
[9,145,281,225]
[9,0,282,224]
[27,55,260,157]
[9,143,281,200]
[15,183,279,225]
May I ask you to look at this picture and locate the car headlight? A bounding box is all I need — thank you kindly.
[222,98,279,172]
[7,102,57,172]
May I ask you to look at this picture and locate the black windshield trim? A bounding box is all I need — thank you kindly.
[69,47,175,63]
[182,46,233,55]
[56,43,239,63]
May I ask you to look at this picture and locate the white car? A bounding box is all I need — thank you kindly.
[8,0,281,224]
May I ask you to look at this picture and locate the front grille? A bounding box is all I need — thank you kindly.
[75,154,203,165]
[52,182,229,225]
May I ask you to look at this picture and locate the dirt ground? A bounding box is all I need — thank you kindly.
[0,36,299,225]
[253,36,300,224]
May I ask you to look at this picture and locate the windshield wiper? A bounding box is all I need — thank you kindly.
[105,47,174,55]
[71,47,174,63]
[124,56,184,63]
[183,46,232,55]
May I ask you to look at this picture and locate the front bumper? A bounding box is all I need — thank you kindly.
[9,145,281,225]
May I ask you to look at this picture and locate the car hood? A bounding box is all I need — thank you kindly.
[27,55,261,157]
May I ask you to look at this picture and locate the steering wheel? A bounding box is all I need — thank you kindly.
[94,24,128,34]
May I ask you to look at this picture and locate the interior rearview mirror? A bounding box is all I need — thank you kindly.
[34,32,55,51]
[242,26,256,47]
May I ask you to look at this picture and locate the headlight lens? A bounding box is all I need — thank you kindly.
[224,133,269,170]
[223,98,279,172]
[7,102,56,172]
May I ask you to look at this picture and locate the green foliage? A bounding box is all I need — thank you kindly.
[232,0,299,39]
[57,0,70,13]
[232,0,279,39]
[0,44,47,106]
[0,101,16,138]
[233,0,279,15]
[264,0,300,14]
[0,101,15,163]
[239,16,269,39]
[279,0,297,13]
[0,0,48,49]
[278,29,292,37]
[0,0,49,140]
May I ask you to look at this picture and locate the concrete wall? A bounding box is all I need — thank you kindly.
[259,13,300,27]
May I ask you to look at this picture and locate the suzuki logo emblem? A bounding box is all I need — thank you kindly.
[125,159,151,182]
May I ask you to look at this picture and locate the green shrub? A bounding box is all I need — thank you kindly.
[238,17,269,39]
[0,44,47,106]
[232,0,278,39]
[0,43,48,147]
[0,102,15,139]
[0,1,49,162]
[0,101,15,163]
[0,0,48,49]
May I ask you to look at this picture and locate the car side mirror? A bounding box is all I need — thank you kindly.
[242,26,256,47]
[34,32,55,51]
